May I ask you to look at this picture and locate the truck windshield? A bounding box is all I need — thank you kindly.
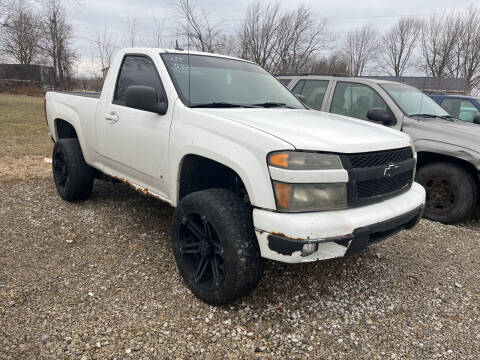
[161,53,304,109]
[381,83,449,118]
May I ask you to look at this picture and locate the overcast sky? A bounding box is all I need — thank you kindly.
[65,0,478,75]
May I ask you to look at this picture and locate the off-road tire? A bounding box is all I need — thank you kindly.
[52,138,94,201]
[172,189,264,305]
[416,162,477,224]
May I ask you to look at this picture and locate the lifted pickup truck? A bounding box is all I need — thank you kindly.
[46,48,425,304]
[279,74,480,224]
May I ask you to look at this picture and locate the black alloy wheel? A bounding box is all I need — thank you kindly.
[53,147,69,191]
[178,212,225,291]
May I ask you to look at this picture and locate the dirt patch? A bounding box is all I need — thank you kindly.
[1,178,480,359]
[0,156,51,181]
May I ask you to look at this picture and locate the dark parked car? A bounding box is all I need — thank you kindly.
[429,94,480,124]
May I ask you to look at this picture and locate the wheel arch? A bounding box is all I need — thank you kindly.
[55,118,78,139]
[177,154,252,205]
[417,151,480,186]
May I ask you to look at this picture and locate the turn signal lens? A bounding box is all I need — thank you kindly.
[269,153,289,168]
[273,182,292,209]
[268,152,342,170]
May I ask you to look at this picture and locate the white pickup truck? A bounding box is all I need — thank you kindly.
[45,48,425,304]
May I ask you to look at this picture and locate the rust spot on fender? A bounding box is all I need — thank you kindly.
[270,232,308,241]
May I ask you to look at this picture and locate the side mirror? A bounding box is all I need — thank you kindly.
[125,85,168,115]
[473,115,480,125]
[367,108,397,126]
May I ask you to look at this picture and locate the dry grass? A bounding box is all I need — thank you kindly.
[0,94,53,180]
[0,94,52,159]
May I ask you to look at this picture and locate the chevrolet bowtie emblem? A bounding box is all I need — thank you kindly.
[384,164,399,177]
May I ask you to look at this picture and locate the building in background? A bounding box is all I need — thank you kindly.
[0,64,54,91]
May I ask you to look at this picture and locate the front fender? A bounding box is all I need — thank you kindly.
[415,139,480,170]
[168,105,294,208]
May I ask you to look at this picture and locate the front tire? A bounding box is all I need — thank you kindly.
[172,189,264,305]
[416,162,477,224]
[52,138,94,201]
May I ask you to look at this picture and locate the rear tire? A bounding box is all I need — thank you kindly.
[52,138,94,201]
[171,189,264,305]
[416,162,477,224]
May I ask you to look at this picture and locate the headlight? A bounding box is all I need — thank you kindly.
[269,152,342,170]
[273,182,347,212]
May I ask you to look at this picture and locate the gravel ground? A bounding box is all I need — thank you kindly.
[1,177,480,359]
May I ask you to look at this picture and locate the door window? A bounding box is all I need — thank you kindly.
[441,98,480,122]
[292,80,329,110]
[114,55,165,105]
[330,82,389,120]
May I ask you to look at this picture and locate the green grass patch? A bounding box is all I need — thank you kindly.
[0,94,52,158]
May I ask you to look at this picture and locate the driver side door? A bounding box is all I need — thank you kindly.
[99,54,172,198]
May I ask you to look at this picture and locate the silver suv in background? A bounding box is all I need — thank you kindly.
[278,75,480,224]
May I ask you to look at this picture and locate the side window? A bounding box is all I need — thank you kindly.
[278,78,292,87]
[330,82,389,121]
[292,80,328,110]
[440,98,460,118]
[114,55,165,105]
[442,98,480,122]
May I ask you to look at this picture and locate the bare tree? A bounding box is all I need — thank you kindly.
[92,26,118,74]
[419,12,462,78]
[0,0,12,23]
[380,17,422,77]
[310,50,348,74]
[39,0,76,89]
[239,1,330,74]
[0,0,41,64]
[123,16,137,47]
[173,0,224,52]
[272,4,330,73]
[454,6,480,91]
[150,15,166,48]
[238,1,280,71]
[343,24,379,76]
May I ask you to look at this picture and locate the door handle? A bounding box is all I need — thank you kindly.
[105,112,119,123]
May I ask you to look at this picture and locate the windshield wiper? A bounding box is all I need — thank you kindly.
[410,113,459,121]
[191,102,256,108]
[250,102,294,109]
[438,115,459,121]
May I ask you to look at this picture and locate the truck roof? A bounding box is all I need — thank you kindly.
[120,47,255,64]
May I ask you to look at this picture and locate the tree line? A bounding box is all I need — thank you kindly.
[175,1,480,92]
[1,0,479,92]
[0,0,76,89]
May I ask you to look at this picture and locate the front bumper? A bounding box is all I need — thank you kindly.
[253,182,426,263]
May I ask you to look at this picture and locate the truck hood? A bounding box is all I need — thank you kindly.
[196,108,410,153]
[404,117,480,153]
